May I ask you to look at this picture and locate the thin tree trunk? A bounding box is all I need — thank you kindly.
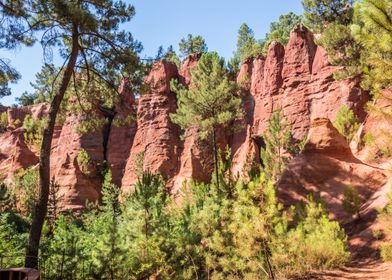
[25,23,79,269]
[212,129,219,189]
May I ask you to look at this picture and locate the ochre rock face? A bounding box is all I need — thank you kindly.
[0,27,376,210]
[353,88,392,164]
[50,113,105,211]
[107,79,137,186]
[278,118,387,222]
[249,25,368,140]
[0,129,38,182]
[121,61,181,194]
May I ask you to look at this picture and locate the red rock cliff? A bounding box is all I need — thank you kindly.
[0,26,374,209]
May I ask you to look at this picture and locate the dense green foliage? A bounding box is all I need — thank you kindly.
[0,110,7,132]
[352,0,392,94]
[302,0,354,32]
[171,52,243,187]
[342,185,362,219]
[12,168,39,215]
[179,34,208,58]
[76,149,91,176]
[22,115,46,149]
[235,23,264,62]
[261,108,294,182]
[0,165,350,279]
[0,213,28,267]
[333,104,360,141]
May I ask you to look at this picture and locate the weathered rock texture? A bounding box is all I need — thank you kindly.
[248,25,368,139]
[0,129,38,182]
[278,118,387,222]
[107,79,137,186]
[50,113,105,211]
[121,61,181,194]
[0,26,375,210]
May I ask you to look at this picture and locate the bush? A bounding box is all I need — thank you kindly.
[333,104,360,141]
[0,212,28,268]
[22,114,46,149]
[378,190,392,262]
[0,111,7,132]
[12,168,39,215]
[272,197,350,278]
[77,149,91,176]
[1,168,350,279]
[343,185,362,220]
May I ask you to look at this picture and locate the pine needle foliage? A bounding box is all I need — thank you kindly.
[171,52,243,188]
[302,0,355,32]
[260,108,293,182]
[179,34,207,58]
[351,0,392,95]
[333,104,360,141]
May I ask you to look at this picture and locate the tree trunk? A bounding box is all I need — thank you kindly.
[25,23,79,269]
[212,129,219,189]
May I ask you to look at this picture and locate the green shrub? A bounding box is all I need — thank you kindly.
[343,185,362,219]
[272,197,350,278]
[22,114,46,149]
[77,149,91,176]
[0,213,28,268]
[13,168,39,215]
[0,111,7,132]
[0,181,14,212]
[378,190,392,262]
[333,104,360,141]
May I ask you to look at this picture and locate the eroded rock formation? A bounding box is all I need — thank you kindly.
[278,118,387,222]
[0,26,379,210]
[121,61,181,194]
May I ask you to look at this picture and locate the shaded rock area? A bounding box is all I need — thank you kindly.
[278,118,388,258]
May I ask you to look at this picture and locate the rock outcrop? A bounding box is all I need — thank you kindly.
[107,79,137,186]
[249,25,369,139]
[50,113,105,211]
[0,129,38,182]
[0,26,377,210]
[278,118,387,222]
[121,61,181,194]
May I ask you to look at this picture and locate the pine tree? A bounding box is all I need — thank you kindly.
[351,0,392,95]
[235,23,263,62]
[178,34,207,58]
[260,108,293,182]
[47,177,62,233]
[343,185,362,220]
[171,52,243,189]
[120,172,172,279]
[0,181,13,212]
[333,104,360,141]
[155,45,180,67]
[87,170,123,279]
[0,0,144,268]
[302,0,354,32]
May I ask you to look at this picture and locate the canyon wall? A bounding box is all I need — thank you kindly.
[0,26,373,209]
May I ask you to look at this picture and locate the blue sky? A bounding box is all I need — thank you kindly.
[0,0,303,105]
